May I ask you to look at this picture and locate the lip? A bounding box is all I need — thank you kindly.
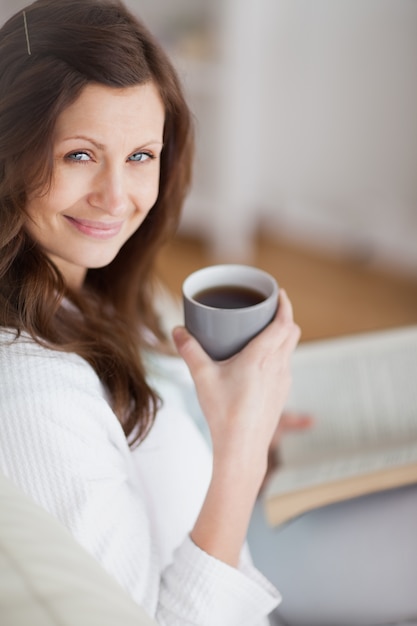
[64,216,124,239]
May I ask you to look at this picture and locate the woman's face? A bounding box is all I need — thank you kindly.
[25,81,165,289]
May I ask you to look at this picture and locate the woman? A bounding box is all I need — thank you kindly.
[0,1,300,624]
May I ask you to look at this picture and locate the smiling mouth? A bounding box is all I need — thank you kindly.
[64,216,124,239]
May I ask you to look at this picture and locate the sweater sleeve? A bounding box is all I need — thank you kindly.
[158,536,280,625]
[0,336,280,625]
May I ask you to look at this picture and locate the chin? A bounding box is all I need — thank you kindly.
[83,249,123,270]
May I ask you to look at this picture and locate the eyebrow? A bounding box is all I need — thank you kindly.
[59,135,104,150]
[60,135,164,150]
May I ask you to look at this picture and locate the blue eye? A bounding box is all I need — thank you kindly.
[128,152,153,162]
[67,152,90,161]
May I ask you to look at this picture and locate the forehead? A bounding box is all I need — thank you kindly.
[53,82,165,142]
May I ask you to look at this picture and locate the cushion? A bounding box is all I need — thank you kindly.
[0,472,156,626]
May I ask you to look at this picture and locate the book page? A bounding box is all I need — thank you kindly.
[280,325,417,466]
[264,441,417,526]
[267,440,417,497]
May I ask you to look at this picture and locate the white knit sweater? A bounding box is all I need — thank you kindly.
[0,330,281,625]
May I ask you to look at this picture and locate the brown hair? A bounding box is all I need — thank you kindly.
[0,0,194,444]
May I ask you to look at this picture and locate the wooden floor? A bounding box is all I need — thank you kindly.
[156,234,417,343]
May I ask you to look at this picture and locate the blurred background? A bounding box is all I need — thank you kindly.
[2,0,417,340]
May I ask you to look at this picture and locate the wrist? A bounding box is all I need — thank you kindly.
[191,463,264,566]
[211,450,268,495]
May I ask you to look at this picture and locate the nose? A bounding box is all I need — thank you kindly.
[88,164,128,216]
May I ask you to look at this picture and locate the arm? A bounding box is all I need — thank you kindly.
[173,289,301,567]
[0,335,280,625]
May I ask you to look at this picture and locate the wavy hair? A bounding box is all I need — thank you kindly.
[0,0,194,445]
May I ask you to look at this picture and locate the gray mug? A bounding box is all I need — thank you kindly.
[182,264,279,360]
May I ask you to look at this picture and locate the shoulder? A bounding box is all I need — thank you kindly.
[0,330,122,444]
[0,330,130,476]
[0,329,104,396]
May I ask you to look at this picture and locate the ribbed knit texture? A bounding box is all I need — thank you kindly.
[0,331,280,624]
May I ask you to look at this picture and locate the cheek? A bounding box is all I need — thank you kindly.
[137,172,161,212]
[130,183,160,234]
[25,196,51,228]
[27,176,76,221]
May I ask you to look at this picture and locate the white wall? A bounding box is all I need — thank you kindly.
[0,0,25,21]
[258,0,417,272]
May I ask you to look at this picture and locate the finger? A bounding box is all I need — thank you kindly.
[241,316,300,364]
[266,320,300,361]
[172,326,212,374]
[251,289,297,350]
[275,289,294,325]
[279,412,315,430]
[280,322,302,356]
[271,413,315,447]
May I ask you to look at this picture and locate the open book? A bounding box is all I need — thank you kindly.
[263,325,417,527]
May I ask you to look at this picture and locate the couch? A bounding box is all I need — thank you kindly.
[0,471,157,626]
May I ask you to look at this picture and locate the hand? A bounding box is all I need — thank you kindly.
[172,289,301,566]
[173,289,300,485]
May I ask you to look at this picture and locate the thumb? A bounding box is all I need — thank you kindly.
[172,326,211,373]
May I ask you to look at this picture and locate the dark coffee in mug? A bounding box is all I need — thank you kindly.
[193,285,265,309]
